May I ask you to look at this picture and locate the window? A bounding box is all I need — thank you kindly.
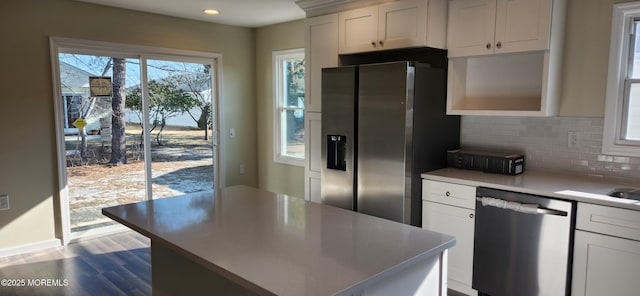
[273,48,305,166]
[604,2,640,157]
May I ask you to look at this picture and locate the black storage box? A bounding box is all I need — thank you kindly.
[447,150,525,175]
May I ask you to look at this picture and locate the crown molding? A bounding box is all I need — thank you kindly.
[295,0,388,17]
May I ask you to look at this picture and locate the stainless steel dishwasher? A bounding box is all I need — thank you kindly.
[472,187,575,296]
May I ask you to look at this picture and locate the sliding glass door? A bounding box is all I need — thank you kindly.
[58,53,147,231]
[52,39,221,240]
[144,59,215,199]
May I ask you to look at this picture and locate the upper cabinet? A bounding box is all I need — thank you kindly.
[305,14,339,113]
[338,6,379,54]
[448,0,552,58]
[446,0,566,116]
[338,0,447,54]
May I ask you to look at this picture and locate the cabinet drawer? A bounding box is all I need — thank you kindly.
[576,203,640,241]
[422,180,476,209]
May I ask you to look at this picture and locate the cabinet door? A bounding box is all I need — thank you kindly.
[305,14,339,113]
[338,6,379,54]
[422,201,477,296]
[494,0,552,53]
[447,0,497,57]
[572,230,640,296]
[304,112,322,202]
[377,0,426,50]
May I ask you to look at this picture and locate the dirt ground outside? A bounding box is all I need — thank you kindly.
[66,126,214,229]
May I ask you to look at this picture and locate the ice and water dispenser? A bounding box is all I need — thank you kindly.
[327,135,347,171]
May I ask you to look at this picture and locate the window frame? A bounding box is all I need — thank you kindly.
[604,2,640,157]
[272,48,305,167]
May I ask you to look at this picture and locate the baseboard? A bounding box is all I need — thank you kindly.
[69,224,128,243]
[448,279,477,296]
[0,239,62,258]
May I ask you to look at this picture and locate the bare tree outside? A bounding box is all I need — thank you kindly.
[110,58,127,165]
[166,64,213,140]
[58,53,215,230]
[126,79,198,146]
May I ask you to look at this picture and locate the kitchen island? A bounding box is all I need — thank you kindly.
[102,186,454,296]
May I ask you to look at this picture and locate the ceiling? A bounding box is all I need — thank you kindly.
[75,0,306,28]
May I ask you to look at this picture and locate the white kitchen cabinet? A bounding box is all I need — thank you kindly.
[446,0,565,116]
[447,0,496,57]
[304,112,322,202]
[422,180,477,296]
[338,0,447,54]
[338,6,379,54]
[305,13,339,113]
[304,14,337,201]
[447,0,552,57]
[572,231,640,296]
[575,202,640,241]
[572,203,640,296]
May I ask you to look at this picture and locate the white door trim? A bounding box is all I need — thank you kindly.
[49,37,225,244]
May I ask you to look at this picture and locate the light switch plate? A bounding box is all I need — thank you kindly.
[0,195,9,211]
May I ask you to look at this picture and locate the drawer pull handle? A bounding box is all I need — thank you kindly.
[469,213,474,219]
[445,191,451,197]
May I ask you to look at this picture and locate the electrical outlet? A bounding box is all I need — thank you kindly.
[568,131,579,148]
[239,164,245,175]
[0,195,9,211]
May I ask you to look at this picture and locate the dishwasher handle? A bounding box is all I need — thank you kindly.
[476,197,568,217]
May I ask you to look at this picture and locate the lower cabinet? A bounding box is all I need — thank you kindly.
[422,180,477,296]
[572,202,640,296]
[419,181,640,296]
[572,231,640,296]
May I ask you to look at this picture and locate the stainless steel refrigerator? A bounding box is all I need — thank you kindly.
[321,61,460,226]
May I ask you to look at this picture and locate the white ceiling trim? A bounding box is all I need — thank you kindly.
[295,0,392,17]
[73,0,306,28]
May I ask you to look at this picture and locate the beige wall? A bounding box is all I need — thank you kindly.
[0,0,258,248]
[255,20,306,198]
[0,0,629,250]
[559,0,632,116]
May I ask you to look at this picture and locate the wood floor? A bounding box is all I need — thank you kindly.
[0,231,151,296]
[1,231,469,296]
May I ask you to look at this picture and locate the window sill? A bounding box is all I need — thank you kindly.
[275,156,305,167]
[602,142,640,158]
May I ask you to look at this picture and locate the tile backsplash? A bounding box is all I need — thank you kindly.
[460,116,640,183]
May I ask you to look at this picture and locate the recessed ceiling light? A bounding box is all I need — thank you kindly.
[203,9,219,15]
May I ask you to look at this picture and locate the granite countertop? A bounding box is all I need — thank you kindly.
[102,185,455,296]
[421,168,640,211]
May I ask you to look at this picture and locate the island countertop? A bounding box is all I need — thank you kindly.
[102,185,455,296]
